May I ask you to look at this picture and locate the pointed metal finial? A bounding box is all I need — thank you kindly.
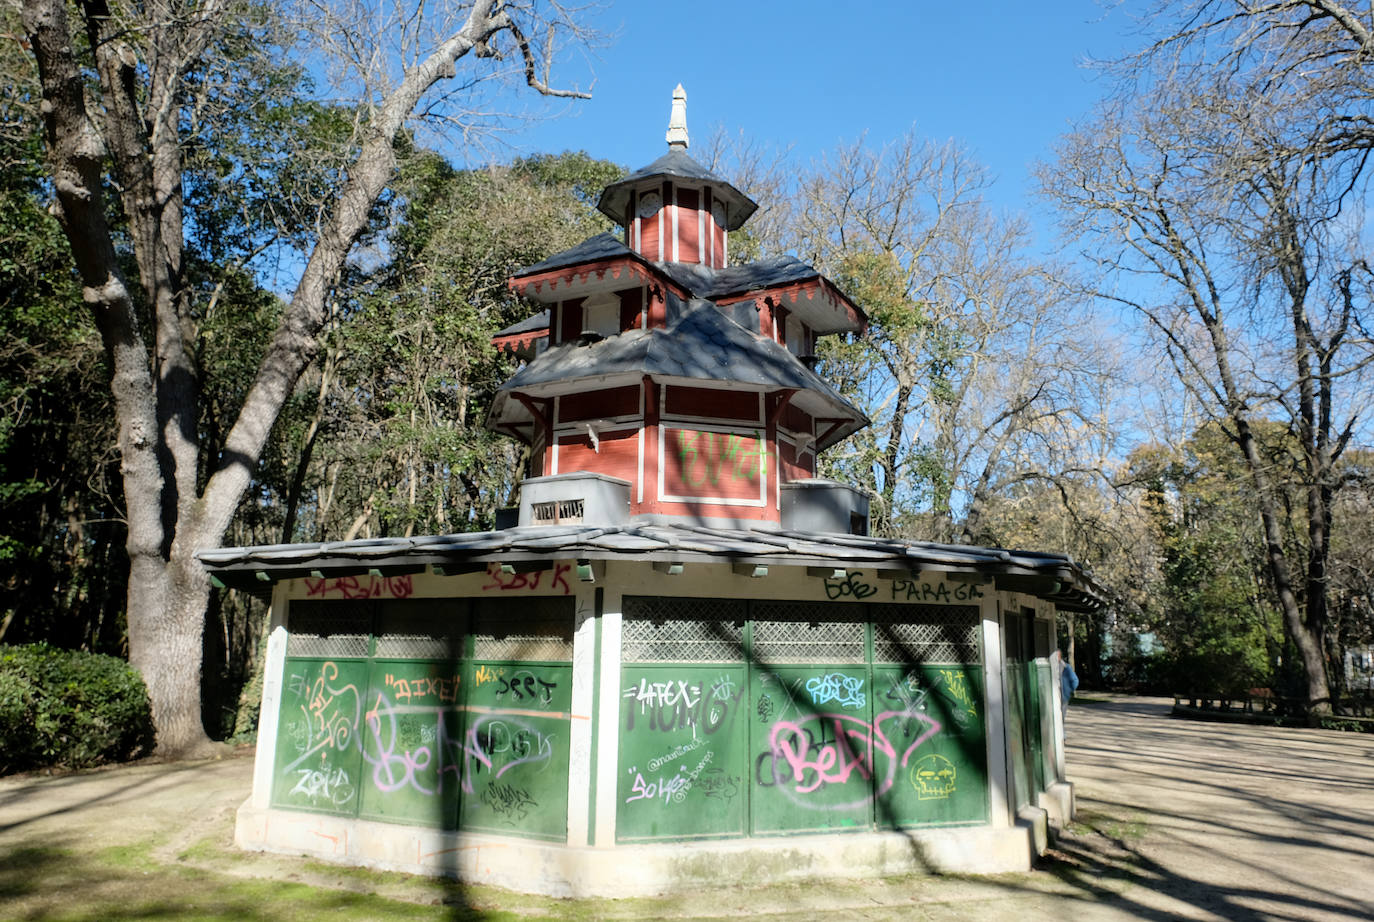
[666,84,689,150]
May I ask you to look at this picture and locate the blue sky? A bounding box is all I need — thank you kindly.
[467,1,1146,241]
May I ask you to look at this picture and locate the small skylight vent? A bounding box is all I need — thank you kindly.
[518,472,631,528]
[531,498,584,525]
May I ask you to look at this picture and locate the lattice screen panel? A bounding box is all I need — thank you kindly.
[622,597,746,663]
[287,600,371,657]
[374,599,467,659]
[751,602,866,664]
[471,597,574,661]
[872,605,980,664]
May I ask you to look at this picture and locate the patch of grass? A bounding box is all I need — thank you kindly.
[0,848,549,922]
[176,835,228,863]
[300,858,426,889]
[1069,807,1147,842]
[97,841,161,871]
[0,845,73,898]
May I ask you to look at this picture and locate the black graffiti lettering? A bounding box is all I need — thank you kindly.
[480,782,537,823]
[922,582,952,602]
[891,579,984,602]
[824,571,878,600]
[755,750,780,787]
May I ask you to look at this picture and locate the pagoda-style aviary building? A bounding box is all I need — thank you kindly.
[202,87,1102,898]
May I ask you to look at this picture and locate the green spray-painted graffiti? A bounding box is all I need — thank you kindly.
[669,429,768,492]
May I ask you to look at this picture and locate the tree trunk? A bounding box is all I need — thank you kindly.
[877,380,910,537]
[23,0,589,758]
[126,553,220,754]
[22,0,213,754]
[1233,420,1333,719]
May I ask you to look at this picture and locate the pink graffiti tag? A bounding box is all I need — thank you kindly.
[358,692,560,799]
[362,693,460,796]
[304,573,414,600]
[762,709,942,808]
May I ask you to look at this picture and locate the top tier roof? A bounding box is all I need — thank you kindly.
[596,149,758,231]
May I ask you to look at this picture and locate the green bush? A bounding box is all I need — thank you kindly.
[0,643,155,774]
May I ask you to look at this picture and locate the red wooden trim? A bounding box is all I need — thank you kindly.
[815,417,850,447]
[514,393,552,434]
[664,385,763,422]
[509,256,700,318]
[491,330,546,354]
[767,389,797,427]
[558,386,641,422]
[714,278,866,332]
[509,257,657,299]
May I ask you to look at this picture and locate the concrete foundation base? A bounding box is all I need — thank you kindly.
[1039,780,1076,835]
[236,802,1042,898]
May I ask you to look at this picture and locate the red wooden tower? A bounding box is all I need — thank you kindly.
[490,86,871,531]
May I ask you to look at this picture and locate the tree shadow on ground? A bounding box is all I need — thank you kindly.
[1026,802,1374,922]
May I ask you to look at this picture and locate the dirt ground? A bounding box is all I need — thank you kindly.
[1,695,1371,921]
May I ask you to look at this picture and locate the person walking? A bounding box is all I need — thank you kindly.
[1059,652,1079,729]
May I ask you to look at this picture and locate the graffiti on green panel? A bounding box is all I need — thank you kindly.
[273,659,369,813]
[616,667,749,841]
[460,663,572,839]
[271,658,572,837]
[871,665,987,825]
[749,665,984,831]
[751,667,880,831]
[356,660,464,826]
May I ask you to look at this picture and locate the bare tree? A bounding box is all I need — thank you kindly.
[19,0,591,755]
[1045,67,1374,716]
[1135,0,1374,156]
[717,131,1117,542]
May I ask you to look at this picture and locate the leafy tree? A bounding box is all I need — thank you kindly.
[0,27,125,652]
[1129,426,1284,696]
[289,151,624,542]
[18,0,593,755]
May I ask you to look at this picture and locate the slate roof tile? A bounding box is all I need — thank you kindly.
[197,521,1104,611]
[597,150,757,230]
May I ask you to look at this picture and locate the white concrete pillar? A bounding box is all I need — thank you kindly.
[981,596,1010,828]
[1050,649,1067,783]
[249,584,290,810]
[565,582,599,845]
[593,588,624,846]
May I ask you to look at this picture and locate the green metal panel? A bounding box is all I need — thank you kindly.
[1025,660,1046,795]
[1004,663,1031,810]
[459,662,574,839]
[1035,660,1057,785]
[750,666,873,833]
[271,658,368,815]
[871,665,988,826]
[356,659,465,828]
[617,665,750,841]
